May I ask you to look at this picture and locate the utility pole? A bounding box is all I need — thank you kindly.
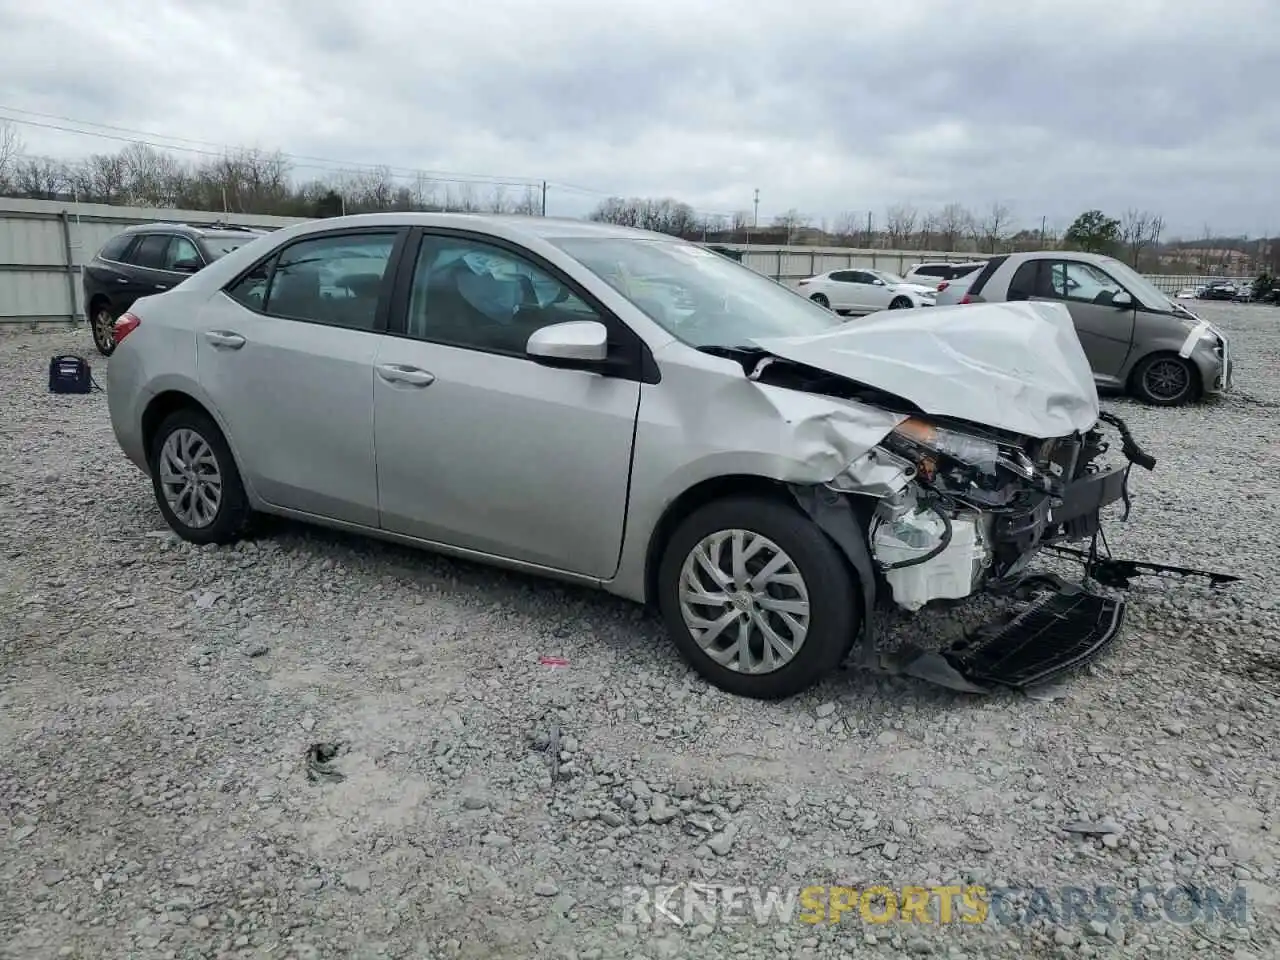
[1040,215,1046,247]
[753,189,759,230]
[540,181,547,217]
[866,211,873,247]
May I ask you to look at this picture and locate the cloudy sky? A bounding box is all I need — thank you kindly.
[1,0,1276,238]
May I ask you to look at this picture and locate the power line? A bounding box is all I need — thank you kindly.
[0,105,742,220]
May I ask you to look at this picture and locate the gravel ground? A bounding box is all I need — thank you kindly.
[2,303,1278,960]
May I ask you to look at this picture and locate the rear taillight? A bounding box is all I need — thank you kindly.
[937,281,950,293]
[959,294,973,304]
[114,312,141,343]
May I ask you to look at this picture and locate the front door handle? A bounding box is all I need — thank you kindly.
[204,330,246,350]
[115,277,129,284]
[376,363,435,387]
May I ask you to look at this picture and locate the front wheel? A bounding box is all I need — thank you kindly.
[657,496,860,699]
[91,303,117,356]
[889,296,913,310]
[1132,354,1199,406]
[148,408,251,544]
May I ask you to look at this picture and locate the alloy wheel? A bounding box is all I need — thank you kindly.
[1143,358,1190,402]
[92,308,115,353]
[677,529,811,674]
[158,428,223,529]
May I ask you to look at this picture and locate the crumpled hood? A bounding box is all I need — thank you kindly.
[751,300,1100,439]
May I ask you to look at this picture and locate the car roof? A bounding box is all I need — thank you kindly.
[272,211,681,245]
[117,221,265,238]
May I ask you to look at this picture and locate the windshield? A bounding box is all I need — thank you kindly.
[549,237,844,347]
[873,270,907,285]
[203,236,256,259]
[1099,257,1173,308]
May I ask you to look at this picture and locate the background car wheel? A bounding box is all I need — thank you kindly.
[810,293,830,309]
[90,302,117,356]
[657,495,859,700]
[889,297,912,309]
[148,408,251,545]
[1132,354,1199,406]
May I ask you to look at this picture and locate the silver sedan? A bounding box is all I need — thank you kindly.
[107,213,1149,699]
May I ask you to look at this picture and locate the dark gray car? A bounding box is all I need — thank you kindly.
[936,251,1232,406]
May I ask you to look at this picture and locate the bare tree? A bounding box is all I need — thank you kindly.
[884,204,918,249]
[12,156,70,199]
[913,212,938,250]
[772,208,810,243]
[487,185,513,214]
[973,202,1015,254]
[1120,208,1165,269]
[512,185,541,216]
[0,121,22,189]
[935,203,973,252]
[831,211,861,243]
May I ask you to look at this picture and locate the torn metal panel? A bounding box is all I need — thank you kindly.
[750,301,1100,439]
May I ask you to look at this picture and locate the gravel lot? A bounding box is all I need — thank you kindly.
[2,303,1278,960]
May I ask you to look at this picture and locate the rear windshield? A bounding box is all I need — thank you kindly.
[202,235,256,259]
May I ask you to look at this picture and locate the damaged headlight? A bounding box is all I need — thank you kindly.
[885,417,1053,496]
[890,418,999,472]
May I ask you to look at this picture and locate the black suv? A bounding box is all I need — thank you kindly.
[83,222,268,355]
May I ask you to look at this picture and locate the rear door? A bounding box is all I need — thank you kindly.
[1021,259,1136,378]
[823,271,860,310]
[128,232,190,297]
[197,227,407,525]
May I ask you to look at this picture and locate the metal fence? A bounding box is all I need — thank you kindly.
[0,197,301,325]
[0,197,1263,324]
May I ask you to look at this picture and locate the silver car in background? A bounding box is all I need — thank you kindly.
[934,251,1232,406]
[107,214,1154,699]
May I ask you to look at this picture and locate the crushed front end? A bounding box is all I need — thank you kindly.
[812,409,1162,692]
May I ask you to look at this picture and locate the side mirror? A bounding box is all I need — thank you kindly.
[1112,291,1133,309]
[172,258,201,273]
[526,320,609,369]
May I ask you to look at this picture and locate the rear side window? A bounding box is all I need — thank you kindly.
[132,234,172,269]
[914,265,948,278]
[953,263,985,278]
[98,234,135,262]
[829,270,858,282]
[967,255,1009,297]
[1007,261,1040,300]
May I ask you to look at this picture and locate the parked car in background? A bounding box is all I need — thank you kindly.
[105,212,1150,700]
[1174,287,1199,299]
[903,261,987,290]
[795,268,936,314]
[83,222,269,355]
[943,252,1231,406]
[1197,280,1238,302]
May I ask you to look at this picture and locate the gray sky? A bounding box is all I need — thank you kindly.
[1,0,1276,238]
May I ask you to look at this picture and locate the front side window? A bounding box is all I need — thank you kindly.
[131,234,171,269]
[261,233,396,330]
[405,236,602,355]
[551,236,842,349]
[164,236,202,271]
[1044,261,1125,304]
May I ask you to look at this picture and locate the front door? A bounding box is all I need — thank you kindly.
[372,231,641,578]
[1032,260,1137,379]
[196,228,404,526]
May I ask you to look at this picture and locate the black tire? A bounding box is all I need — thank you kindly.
[90,301,117,356]
[810,293,830,309]
[148,407,251,545]
[1131,353,1200,407]
[888,296,912,310]
[656,496,860,699]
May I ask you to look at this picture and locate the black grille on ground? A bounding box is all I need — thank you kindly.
[943,590,1126,688]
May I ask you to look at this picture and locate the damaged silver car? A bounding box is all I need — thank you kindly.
[108,214,1185,700]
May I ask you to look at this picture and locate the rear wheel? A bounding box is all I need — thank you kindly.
[657,496,859,699]
[889,296,912,310]
[148,408,251,544]
[1132,354,1199,406]
[810,293,830,309]
[90,301,117,356]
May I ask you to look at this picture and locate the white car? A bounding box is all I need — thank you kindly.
[795,269,936,314]
[903,261,987,290]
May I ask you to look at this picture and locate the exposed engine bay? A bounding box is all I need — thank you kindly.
[707,343,1236,692]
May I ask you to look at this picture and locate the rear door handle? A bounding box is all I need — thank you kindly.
[115,277,129,284]
[155,283,169,290]
[204,330,246,350]
[376,363,435,387]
